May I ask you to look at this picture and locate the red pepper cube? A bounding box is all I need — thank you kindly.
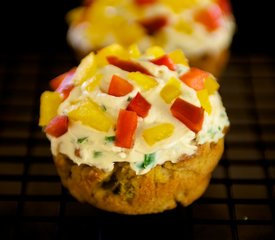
[108,75,134,97]
[44,115,69,138]
[150,54,176,71]
[107,56,152,76]
[170,98,204,133]
[139,15,168,35]
[217,0,232,15]
[50,67,76,90]
[195,5,223,32]
[179,67,209,91]
[115,109,138,149]
[127,92,151,118]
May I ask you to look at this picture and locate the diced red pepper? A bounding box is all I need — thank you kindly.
[217,0,232,15]
[107,56,153,76]
[54,68,76,100]
[49,67,76,90]
[195,5,223,32]
[139,15,168,35]
[44,115,69,138]
[108,75,134,97]
[179,67,209,91]
[127,92,151,118]
[134,0,157,6]
[150,54,175,71]
[115,109,138,148]
[60,84,75,100]
[50,72,68,90]
[170,98,204,133]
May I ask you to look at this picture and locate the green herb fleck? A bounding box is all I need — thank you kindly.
[142,153,155,169]
[101,104,107,112]
[93,151,103,158]
[105,136,116,143]
[77,137,88,144]
[127,96,132,102]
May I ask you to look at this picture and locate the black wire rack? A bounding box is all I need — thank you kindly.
[0,52,274,240]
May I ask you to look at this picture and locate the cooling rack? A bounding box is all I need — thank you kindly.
[0,52,274,240]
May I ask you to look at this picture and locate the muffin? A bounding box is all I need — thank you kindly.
[39,44,229,214]
[66,0,235,75]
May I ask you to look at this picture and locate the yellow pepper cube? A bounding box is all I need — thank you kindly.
[66,7,85,24]
[145,46,165,58]
[160,77,182,103]
[128,44,141,59]
[39,91,62,126]
[143,123,175,146]
[128,72,158,91]
[205,75,219,95]
[68,99,114,132]
[160,0,196,12]
[197,89,212,114]
[73,52,97,86]
[115,23,145,47]
[168,49,189,66]
[85,74,103,92]
[174,20,194,35]
[96,44,128,66]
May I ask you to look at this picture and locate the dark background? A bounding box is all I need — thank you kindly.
[0,0,274,55]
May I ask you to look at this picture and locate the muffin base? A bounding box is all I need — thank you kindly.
[53,138,224,215]
[189,49,230,77]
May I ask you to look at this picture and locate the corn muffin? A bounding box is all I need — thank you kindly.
[39,44,229,214]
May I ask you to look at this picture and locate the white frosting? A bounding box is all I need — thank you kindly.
[67,1,235,58]
[47,57,229,175]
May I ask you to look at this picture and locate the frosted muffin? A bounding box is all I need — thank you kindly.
[66,0,235,75]
[39,44,229,214]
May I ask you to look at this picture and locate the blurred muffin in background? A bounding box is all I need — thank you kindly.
[66,0,235,76]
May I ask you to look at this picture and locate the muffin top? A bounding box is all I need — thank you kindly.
[39,44,229,175]
[67,0,235,58]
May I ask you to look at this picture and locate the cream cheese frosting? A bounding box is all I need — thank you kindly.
[41,45,229,175]
[66,0,235,58]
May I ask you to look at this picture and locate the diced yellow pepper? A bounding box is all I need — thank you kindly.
[197,89,212,114]
[160,77,182,103]
[143,123,175,146]
[159,0,197,12]
[174,20,193,35]
[204,75,219,95]
[65,7,85,24]
[96,44,128,66]
[128,44,141,59]
[168,49,189,66]
[39,91,62,126]
[128,72,158,91]
[73,52,97,86]
[145,46,165,58]
[85,74,103,92]
[68,99,114,132]
[115,23,145,47]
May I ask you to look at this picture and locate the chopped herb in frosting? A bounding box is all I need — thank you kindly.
[101,104,107,112]
[93,151,103,158]
[105,136,116,143]
[142,153,155,169]
[77,137,88,144]
[127,96,132,102]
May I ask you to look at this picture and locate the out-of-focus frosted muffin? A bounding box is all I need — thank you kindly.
[39,44,229,214]
[66,0,235,75]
